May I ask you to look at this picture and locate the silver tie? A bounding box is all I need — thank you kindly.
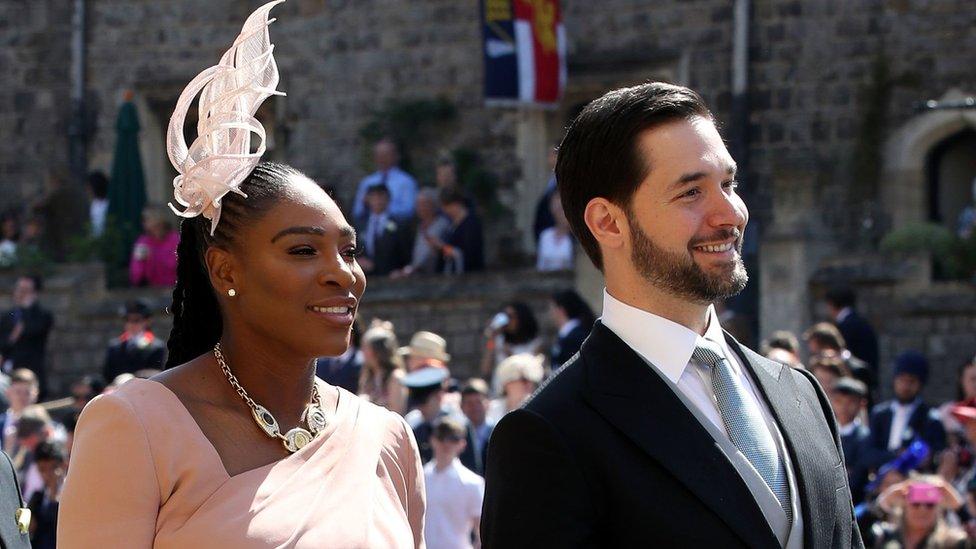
[693,340,792,522]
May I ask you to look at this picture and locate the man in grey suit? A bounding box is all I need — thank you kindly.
[481,83,862,548]
[1,450,31,548]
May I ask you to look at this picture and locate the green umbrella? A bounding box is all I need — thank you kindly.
[106,100,147,284]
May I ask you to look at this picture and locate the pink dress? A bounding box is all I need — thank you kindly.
[58,378,426,548]
[129,231,179,287]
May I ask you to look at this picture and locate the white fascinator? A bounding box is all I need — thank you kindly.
[166,0,286,234]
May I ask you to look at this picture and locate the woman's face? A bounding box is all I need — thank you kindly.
[215,175,366,358]
[961,364,976,400]
[904,499,939,533]
[504,306,519,334]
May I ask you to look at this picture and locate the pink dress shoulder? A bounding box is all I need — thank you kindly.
[58,378,426,548]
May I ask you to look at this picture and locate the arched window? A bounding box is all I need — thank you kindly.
[925,128,976,236]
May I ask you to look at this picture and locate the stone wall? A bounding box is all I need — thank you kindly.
[3,263,572,397]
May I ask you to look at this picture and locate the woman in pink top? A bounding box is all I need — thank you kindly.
[128,208,179,287]
[59,4,425,547]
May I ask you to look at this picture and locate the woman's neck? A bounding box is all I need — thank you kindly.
[216,331,316,424]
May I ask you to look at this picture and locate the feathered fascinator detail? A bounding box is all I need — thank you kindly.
[166,0,286,234]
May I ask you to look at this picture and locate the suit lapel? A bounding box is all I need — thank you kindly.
[581,323,779,549]
[726,335,840,548]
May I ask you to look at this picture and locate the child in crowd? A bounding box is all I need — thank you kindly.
[423,417,484,549]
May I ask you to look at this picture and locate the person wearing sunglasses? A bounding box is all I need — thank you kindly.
[873,476,968,548]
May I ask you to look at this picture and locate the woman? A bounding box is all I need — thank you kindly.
[129,208,180,287]
[58,3,424,547]
[359,322,407,414]
[481,301,542,394]
[873,475,969,548]
[391,187,451,278]
[535,192,574,271]
[548,289,595,369]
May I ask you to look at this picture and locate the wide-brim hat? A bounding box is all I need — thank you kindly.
[399,331,450,363]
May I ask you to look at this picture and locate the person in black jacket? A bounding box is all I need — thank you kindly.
[102,299,166,384]
[435,188,483,273]
[825,286,879,372]
[831,377,872,503]
[481,82,861,548]
[548,289,595,369]
[27,440,65,549]
[354,183,413,276]
[0,275,54,398]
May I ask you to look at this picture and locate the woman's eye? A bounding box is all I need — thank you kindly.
[724,180,740,190]
[289,246,316,256]
[342,243,364,260]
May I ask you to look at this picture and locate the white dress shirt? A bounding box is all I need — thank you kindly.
[601,289,803,548]
[887,399,920,451]
[536,228,574,271]
[423,459,484,549]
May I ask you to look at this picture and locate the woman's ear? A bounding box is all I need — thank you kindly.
[204,246,239,298]
[583,198,626,254]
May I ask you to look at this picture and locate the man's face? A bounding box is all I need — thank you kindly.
[6,382,37,411]
[622,117,748,304]
[829,391,863,425]
[124,314,149,337]
[365,190,390,215]
[13,278,36,306]
[435,165,457,188]
[36,458,64,488]
[894,373,923,403]
[373,142,397,171]
[460,393,488,426]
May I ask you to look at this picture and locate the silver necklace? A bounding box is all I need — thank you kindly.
[213,343,328,453]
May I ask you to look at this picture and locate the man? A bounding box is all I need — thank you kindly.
[102,299,166,384]
[0,276,54,397]
[13,406,54,502]
[423,417,484,549]
[26,440,65,549]
[435,188,484,273]
[403,367,479,472]
[1,369,39,453]
[830,377,871,503]
[824,286,879,372]
[460,379,493,476]
[482,83,861,548]
[354,184,412,276]
[0,449,30,548]
[866,350,946,470]
[803,322,874,396]
[351,138,418,222]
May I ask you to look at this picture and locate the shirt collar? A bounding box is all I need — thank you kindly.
[838,418,861,436]
[602,289,727,384]
[835,307,853,323]
[558,318,581,338]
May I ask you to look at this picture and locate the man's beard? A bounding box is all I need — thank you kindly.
[628,214,748,304]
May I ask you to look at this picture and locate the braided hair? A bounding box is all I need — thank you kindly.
[165,162,302,368]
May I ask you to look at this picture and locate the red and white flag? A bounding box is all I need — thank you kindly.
[512,0,566,105]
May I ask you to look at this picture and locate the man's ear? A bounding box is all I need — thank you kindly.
[583,198,626,254]
[204,246,239,298]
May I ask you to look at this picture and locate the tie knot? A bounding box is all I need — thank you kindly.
[692,340,727,368]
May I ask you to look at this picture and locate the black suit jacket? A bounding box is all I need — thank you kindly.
[841,423,872,504]
[356,215,412,276]
[482,322,863,548]
[866,400,946,469]
[102,333,166,383]
[0,303,53,394]
[549,322,590,369]
[0,451,30,549]
[837,312,879,371]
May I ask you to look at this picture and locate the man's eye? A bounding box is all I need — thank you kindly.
[681,188,701,199]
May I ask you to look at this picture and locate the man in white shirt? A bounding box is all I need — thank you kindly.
[482,82,861,548]
[424,417,484,549]
[351,138,418,222]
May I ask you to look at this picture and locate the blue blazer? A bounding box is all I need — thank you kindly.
[866,400,946,469]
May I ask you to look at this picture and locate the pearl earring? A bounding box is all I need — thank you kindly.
[227,289,237,297]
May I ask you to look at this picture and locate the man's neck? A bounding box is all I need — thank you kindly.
[605,281,711,335]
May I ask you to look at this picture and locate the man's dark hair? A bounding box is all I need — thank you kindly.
[34,440,66,463]
[555,82,713,270]
[87,171,109,199]
[19,274,43,293]
[365,183,391,196]
[551,289,595,326]
[825,286,856,310]
[166,162,302,367]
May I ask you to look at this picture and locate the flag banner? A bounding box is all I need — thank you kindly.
[482,0,566,106]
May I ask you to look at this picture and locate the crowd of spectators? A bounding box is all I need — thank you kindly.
[757,288,976,547]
